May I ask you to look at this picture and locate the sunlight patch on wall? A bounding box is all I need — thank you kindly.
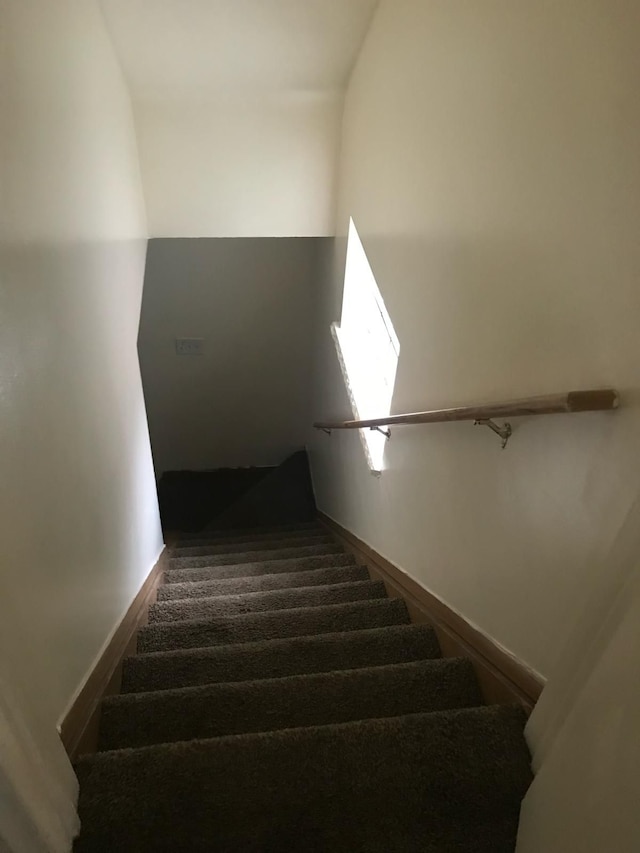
[332,218,400,472]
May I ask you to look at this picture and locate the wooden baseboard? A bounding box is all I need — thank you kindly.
[59,548,168,760]
[318,512,544,712]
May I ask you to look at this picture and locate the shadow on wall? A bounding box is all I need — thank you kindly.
[157,451,316,533]
[157,466,274,532]
[137,237,325,477]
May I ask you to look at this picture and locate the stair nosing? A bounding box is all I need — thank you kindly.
[107,657,472,706]
[168,544,344,569]
[125,622,438,663]
[157,564,370,600]
[163,553,357,583]
[140,596,407,633]
[151,578,385,610]
[79,705,527,764]
[171,535,332,556]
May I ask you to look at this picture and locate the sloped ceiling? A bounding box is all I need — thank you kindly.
[100,0,380,99]
[99,0,379,236]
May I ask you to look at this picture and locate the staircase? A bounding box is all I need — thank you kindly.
[74,522,532,852]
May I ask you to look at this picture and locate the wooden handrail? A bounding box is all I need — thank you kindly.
[314,389,619,431]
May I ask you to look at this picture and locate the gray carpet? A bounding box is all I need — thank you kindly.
[168,542,342,570]
[176,521,323,546]
[138,598,411,653]
[121,623,443,693]
[156,563,370,600]
[175,528,325,550]
[171,533,332,558]
[148,579,387,623]
[99,658,483,750]
[74,522,532,851]
[164,551,356,584]
[76,708,531,852]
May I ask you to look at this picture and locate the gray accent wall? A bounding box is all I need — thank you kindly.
[138,238,329,475]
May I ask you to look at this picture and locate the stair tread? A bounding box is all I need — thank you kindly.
[99,658,482,750]
[122,623,442,693]
[164,551,356,584]
[138,597,410,653]
[177,521,322,543]
[157,563,370,600]
[76,706,532,853]
[149,579,387,623]
[168,542,343,570]
[181,521,320,539]
[175,528,326,549]
[171,533,332,557]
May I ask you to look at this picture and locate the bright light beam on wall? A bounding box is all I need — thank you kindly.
[332,218,400,472]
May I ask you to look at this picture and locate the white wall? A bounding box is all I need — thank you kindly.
[133,95,342,237]
[516,491,640,851]
[309,0,640,683]
[519,595,640,851]
[310,2,640,847]
[138,238,323,476]
[0,0,162,765]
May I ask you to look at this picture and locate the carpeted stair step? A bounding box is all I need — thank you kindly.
[168,542,343,570]
[149,580,387,623]
[188,519,323,532]
[137,598,410,653]
[189,520,322,537]
[122,623,442,693]
[99,658,483,751]
[164,551,356,584]
[175,522,323,546]
[171,533,332,558]
[75,706,532,853]
[175,530,327,551]
[174,522,324,547]
[157,563,370,601]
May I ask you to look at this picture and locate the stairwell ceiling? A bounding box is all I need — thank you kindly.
[99,1,379,236]
[100,0,380,99]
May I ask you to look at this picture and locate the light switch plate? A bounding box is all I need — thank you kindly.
[175,337,204,355]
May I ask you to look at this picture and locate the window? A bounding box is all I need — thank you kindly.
[332,218,400,472]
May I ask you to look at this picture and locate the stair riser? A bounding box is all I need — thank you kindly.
[149,581,387,624]
[137,599,410,654]
[171,535,332,558]
[175,523,323,547]
[121,625,442,693]
[169,543,342,569]
[99,660,482,750]
[156,565,370,601]
[164,553,356,584]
